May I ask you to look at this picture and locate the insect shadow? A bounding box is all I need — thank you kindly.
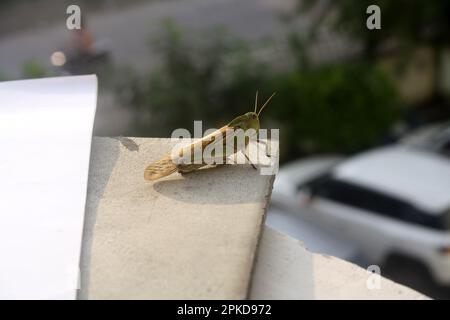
[152,164,268,205]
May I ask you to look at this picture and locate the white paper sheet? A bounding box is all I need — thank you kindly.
[0,75,97,299]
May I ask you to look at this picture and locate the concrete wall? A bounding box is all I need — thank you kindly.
[79,137,427,299]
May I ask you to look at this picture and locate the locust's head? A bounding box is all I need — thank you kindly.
[227,92,276,132]
[228,112,260,131]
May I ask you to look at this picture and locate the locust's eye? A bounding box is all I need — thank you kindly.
[252,114,257,119]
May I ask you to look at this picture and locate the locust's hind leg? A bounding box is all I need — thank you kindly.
[243,145,257,170]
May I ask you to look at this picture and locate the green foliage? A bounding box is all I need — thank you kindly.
[0,70,9,81]
[21,60,54,79]
[269,63,399,155]
[300,0,450,57]
[118,22,400,158]
[117,21,268,137]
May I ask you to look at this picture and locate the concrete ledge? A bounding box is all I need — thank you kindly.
[78,137,426,300]
[250,227,428,300]
[79,137,275,299]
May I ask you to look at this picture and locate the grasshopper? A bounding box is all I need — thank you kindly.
[144,92,276,181]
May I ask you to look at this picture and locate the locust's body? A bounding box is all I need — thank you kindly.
[144,93,274,181]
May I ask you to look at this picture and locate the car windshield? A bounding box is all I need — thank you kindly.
[301,174,450,231]
[441,209,450,231]
[428,124,450,156]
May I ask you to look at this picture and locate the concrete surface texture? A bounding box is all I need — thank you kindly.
[250,227,429,300]
[79,137,275,299]
[79,137,426,299]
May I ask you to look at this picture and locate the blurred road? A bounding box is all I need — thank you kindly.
[0,0,295,77]
[266,206,360,261]
[0,0,296,135]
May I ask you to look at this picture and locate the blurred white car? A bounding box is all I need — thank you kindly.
[266,206,361,262]
[271,145,450,285]
[401,121,450,157]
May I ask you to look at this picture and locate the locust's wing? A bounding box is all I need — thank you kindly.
[177,125,240,165]
[144,125,240,181]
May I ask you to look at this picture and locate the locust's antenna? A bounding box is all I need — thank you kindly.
[258,92,276,116]
[254,90,259,113]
